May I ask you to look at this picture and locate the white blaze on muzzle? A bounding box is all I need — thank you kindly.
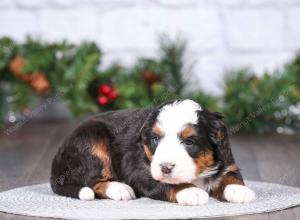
[150,100,202,184]
[150,137,197,184]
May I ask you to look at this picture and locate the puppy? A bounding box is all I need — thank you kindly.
[50,99,255,205]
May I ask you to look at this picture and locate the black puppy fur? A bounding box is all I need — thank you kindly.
[50,100,244,202]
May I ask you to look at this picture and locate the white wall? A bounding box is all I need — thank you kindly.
[0,0,300,94]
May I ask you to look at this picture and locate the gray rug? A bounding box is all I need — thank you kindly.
[0,181,300,220]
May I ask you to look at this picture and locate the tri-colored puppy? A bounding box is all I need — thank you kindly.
[51,99,255,205]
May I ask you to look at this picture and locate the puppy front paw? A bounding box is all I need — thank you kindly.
[176,187,209,206]
[106,182,136,201]
[223,184,256,203]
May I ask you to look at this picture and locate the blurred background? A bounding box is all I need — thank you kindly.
[0,0,300,134]
[0,1,300,219]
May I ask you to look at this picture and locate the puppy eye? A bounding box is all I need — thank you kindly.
[183,138,195,146]
[151,136,159,144]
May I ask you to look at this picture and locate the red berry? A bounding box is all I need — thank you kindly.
[97,95,109,106]
[108,89,118,101]
[99,84,112,96]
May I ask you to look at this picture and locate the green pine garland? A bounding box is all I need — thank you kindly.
[0,36,299,133]
[225,52,300,133]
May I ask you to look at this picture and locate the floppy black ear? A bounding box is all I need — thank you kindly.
[139,108,160,143]
[198,109,235,165]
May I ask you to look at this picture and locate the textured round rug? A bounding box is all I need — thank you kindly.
[0,181,300,220]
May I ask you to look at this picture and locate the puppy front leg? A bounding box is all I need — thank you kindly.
[167,183,209,206]
[134,180,209,206]
[210,165,256,203]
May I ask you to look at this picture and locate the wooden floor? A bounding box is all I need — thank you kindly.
[0,121,300,220]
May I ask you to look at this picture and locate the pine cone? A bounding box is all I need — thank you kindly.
[9,56,31,82]
[30,72,50,94]
[10,56,50,94]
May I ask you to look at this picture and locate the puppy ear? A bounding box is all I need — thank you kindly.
[139,109,160,143]
[139,109,160,161]
[198,109,235,165]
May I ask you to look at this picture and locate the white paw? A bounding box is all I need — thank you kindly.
[79,187,95,201]
[176,187,209,206]
[223,184,256,203]
[105,182,136,201]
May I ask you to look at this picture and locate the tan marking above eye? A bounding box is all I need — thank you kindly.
[152,123,164,137]
[180,126,197,139]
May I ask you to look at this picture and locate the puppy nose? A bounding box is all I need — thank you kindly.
[160,162,175,174]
